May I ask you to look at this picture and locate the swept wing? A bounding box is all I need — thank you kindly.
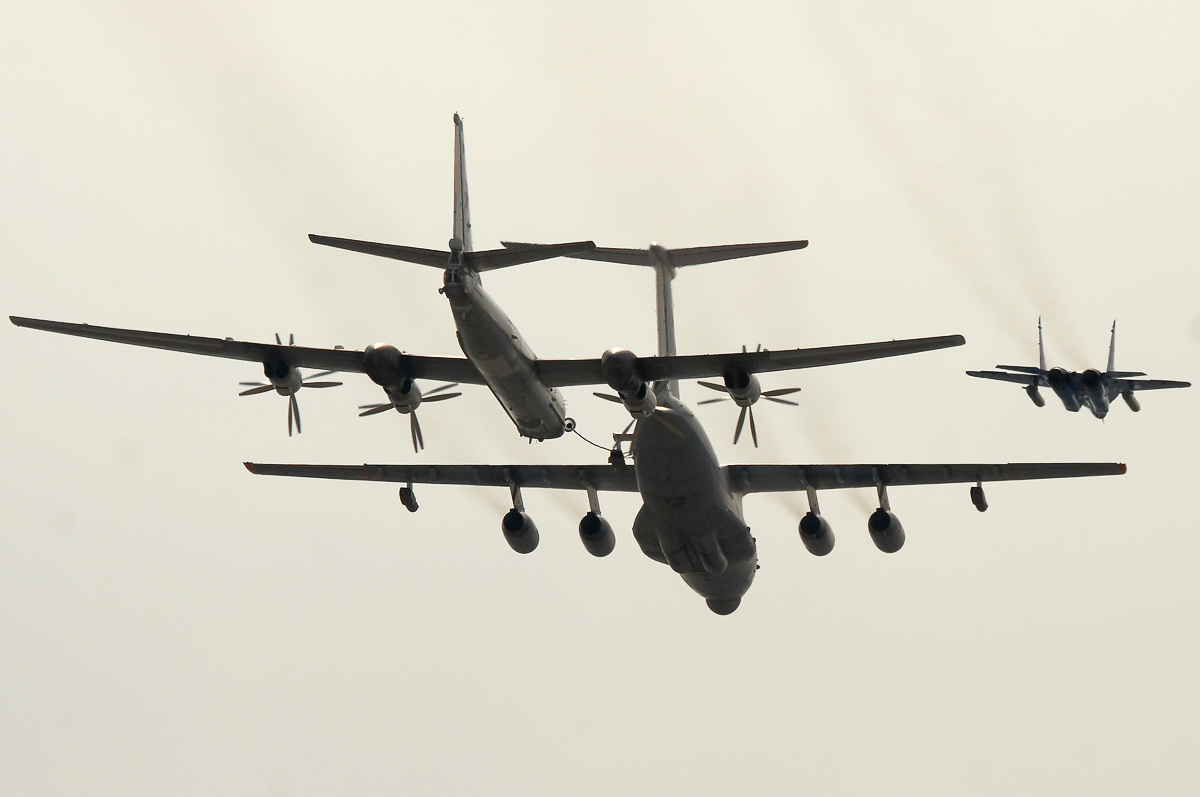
[539,335,966,387]
[9,316,489,384]
[244,459,1123,494]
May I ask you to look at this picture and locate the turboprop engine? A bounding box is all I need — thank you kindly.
[722,368,761,406]
[600,348,657,418]
[261,358,303,394]
[363,343,409,391]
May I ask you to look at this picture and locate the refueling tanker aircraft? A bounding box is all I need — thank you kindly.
[242,236,1125,616]
[967,318,1190,419]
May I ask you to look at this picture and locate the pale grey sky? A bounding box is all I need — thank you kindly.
[2,2,1198,795]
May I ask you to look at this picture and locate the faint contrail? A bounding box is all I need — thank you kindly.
[802,5,1090,365]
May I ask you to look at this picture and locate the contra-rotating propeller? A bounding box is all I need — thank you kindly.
[358,381,462,453]
[238,333,343,436]
[697,344,801,447]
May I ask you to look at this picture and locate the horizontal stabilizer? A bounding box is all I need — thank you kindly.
[311,234,594,272]
[1107,371,1147,378]
[994,365,1045,375]
[310,234,449,268]
[468,241,596,271]
[967,370,1043,385]
[502,240,807,267]
[1121,378,1191,391]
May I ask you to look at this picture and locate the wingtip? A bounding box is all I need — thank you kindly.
[1117,463,1127,475]
[244,462,258,474]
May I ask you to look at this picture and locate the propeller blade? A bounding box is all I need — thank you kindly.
[593,392,624,404]
[748,404,758,448]
[239,385,275,396]
[425,382,461,397]
[698,381,729,394]
[358,403,395,417]
[763,395,800,406]
[763,387,802,397]
[275,333,282,345]
[305,369,338,380]
[697,397,730,405]
[421,392,462,403]
[289,333,295,346]
[301,381,343,389]
[290,393,301,435]
[239,381,267,387]
[734,406,747,445]
[410,413,424,453]
[622,418,636,435]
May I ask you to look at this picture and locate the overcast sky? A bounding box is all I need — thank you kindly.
[2,2,1198,795]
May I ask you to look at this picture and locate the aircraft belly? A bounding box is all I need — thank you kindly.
[449,291,565,439]
[632,406,757,608]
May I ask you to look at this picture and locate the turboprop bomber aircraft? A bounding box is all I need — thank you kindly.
[968,319,1190,419]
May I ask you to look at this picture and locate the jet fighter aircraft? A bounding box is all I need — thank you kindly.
[967,318,1190,419]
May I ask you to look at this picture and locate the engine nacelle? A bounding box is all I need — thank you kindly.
[723,369,762,406]
[798,512,835,556]
[1025,383,1045,407]
[620,382,657,418]
[363,343,408,388]
[867,509,905,553]
[601,348,657,417]
[578,512,616,557]
[600,348,641,393]
[1081,368,1109,413]
[1122,389,1141,412]
[262,358,302,394]
[501,509,539,554]
[1047,367,1082,411]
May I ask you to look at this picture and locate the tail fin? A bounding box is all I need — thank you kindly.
[452,113,472,253]
[1038,317,1046,372]
[1107,320,1117,373]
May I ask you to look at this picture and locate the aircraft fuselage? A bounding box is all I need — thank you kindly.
[442,266,568,440]
[631,394,757,613]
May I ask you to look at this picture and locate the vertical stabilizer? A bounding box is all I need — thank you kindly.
[648,246,679,398]
[452,113,473,253]
[1107,320,1117,373]
[1038,317,1046,372]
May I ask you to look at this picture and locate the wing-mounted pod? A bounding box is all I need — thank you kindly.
[600,348,657,418]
